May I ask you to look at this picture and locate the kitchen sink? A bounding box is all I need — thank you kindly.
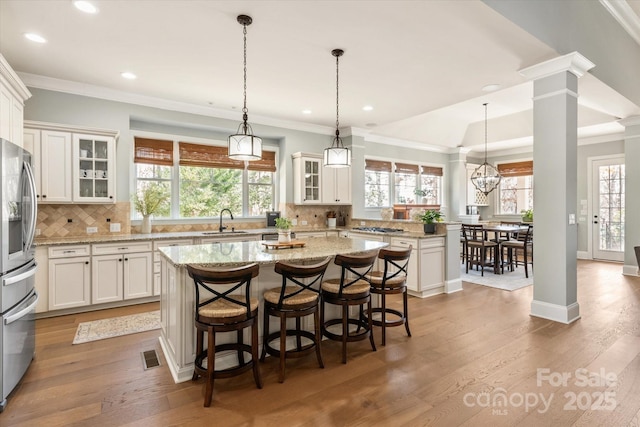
[201,230,248,235]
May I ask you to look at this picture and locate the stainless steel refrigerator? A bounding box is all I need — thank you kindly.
[0,138,38,412]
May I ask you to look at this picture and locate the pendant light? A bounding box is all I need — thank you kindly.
[323,49,351,168]
[228,15,262,161]
[470,103,501,195]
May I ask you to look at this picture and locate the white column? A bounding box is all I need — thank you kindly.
[519,52,594,324]
[620,116,640,276]
[448,148,471,220]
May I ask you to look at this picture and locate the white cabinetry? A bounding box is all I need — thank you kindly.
[23,121,118,204]
[292,152,352,205]
[322,166,352,205]
[197,235,259,244]
[91,241,153,303]
[292,153,322,204]
[296,231,327,239]
[0,54,30,147]
[48,245,91,310]
[416,237,445,298]
[23,129,73,203]
[153,239,193,296]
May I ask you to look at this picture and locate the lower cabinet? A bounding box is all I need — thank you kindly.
[416,238,445,298]
[153,239,193,296]
[91,241,153,303]
[48,244,91,310]
[389,237,419,292]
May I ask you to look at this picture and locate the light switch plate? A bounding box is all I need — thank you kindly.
[569,214,576,225]
[291,219,298,226]
[110,223,121,232]
[86,227,98,233]
[301,220,308,225]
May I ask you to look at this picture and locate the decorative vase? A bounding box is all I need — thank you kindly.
[423,223,436,234]
[141,215,152,234]
[278,230,291,243]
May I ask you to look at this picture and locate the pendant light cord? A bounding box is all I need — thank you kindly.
[483,102,488,163]
[242,22,248,121]
[335,52,340,133]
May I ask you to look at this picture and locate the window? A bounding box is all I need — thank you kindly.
[395,163,419,204]
[134,137,276,219]
[364,160,391,208]
[497,161,533,214]
[418,166,443,205]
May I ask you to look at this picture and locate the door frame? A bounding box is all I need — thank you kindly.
[587,154,625,261]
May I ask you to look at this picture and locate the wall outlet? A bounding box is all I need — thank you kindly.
[360,221,366,226]
[110,223,121,232]
[35,228,41,236]
[301,220,308,226]
[86,227,98,233]
[291,218,298,226]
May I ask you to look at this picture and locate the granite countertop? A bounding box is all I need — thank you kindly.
[159,236,389,267]
[34,226,445,246]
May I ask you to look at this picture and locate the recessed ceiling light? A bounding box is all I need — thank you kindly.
[362,105,374,111]
[24,33,47,43]
[121,72,137,80]
[302,109,312,114]
[482,84,501,92]
[73,1,99,14]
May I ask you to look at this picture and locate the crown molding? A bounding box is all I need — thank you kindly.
[363,133,451,154]
[17,72,335,137]
[0,54,31,100]
[600,0,640,47]
[519,51,595,80]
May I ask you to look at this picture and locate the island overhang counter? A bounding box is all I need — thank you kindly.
[158,236,389,383]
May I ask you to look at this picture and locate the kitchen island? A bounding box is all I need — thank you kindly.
[158,236,388,383]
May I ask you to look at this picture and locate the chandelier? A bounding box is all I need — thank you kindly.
[228,15,262,161]
[471,103,501,195]
[323,49,351,168]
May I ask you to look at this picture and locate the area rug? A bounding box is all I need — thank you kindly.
[73,310,160,344]
[460,265,533,291]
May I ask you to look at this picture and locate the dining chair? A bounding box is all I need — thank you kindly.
[500,224,533,277]
[462,224,499,276]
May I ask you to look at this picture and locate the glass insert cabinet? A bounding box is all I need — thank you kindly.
[73,133,115,202]
[292,152,322,204]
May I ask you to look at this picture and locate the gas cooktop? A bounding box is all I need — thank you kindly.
[352,227,405,233]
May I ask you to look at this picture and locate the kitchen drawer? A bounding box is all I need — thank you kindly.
[296,232,327,239]
[389,237,418,249]
[92,241,153,255]
[419,237,445,249]
[48,244,91,258]
[153,239,193,262]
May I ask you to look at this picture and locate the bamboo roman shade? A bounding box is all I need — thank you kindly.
[498,161,533,177]
[365,159,392,172]
[421,166,443,176]
[247,150,276,172]
[179,143,245,169]
[134,137,174,166]
[395,163,420,174]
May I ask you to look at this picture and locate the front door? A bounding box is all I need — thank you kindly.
[592,157,625,262]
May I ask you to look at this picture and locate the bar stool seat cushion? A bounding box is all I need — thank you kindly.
[321,278,370,295]
[367,271,406,287]
[263,286,318,306]
[198,295,259,318]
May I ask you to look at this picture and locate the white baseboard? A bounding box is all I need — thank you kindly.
[531,300,581,324]
[445,278,463,294]
[577,251,590,260]
[622,264,640,276]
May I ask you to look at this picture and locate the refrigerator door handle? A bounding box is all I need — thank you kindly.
[2,265,37,287]
[4,291,38,325]
[22,161,38,252]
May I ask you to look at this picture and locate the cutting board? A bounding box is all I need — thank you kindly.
[261,240,306,250]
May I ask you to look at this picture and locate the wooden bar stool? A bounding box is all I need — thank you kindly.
[260,257,331,382]
[186,263,262,407]
[321,251,378,364]
[366,246,412,346]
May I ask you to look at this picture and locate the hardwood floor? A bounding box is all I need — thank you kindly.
[2,260,640,426]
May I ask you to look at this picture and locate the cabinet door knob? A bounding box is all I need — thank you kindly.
[119,258,122,262]
[109,196,113,199]
[85,261,89,265]
[124,258,128,261]
[42,195,47,198]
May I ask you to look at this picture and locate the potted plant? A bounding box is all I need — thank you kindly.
[275,217,293,243]
[418,209,444,234]
[521,209,533,223]
[132,183,169,234]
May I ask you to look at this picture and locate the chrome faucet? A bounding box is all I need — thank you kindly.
[219,208,234,232]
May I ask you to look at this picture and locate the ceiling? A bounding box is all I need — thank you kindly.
[1,0,639,156]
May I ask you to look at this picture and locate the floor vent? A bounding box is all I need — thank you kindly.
[141,349,161,370]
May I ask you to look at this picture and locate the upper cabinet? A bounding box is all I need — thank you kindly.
[292,153,322,204]
[24,121,118,204]
[0,54,31,147]
[292,152,352,205]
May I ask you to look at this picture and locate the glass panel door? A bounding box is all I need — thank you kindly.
[593,158,625,261]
